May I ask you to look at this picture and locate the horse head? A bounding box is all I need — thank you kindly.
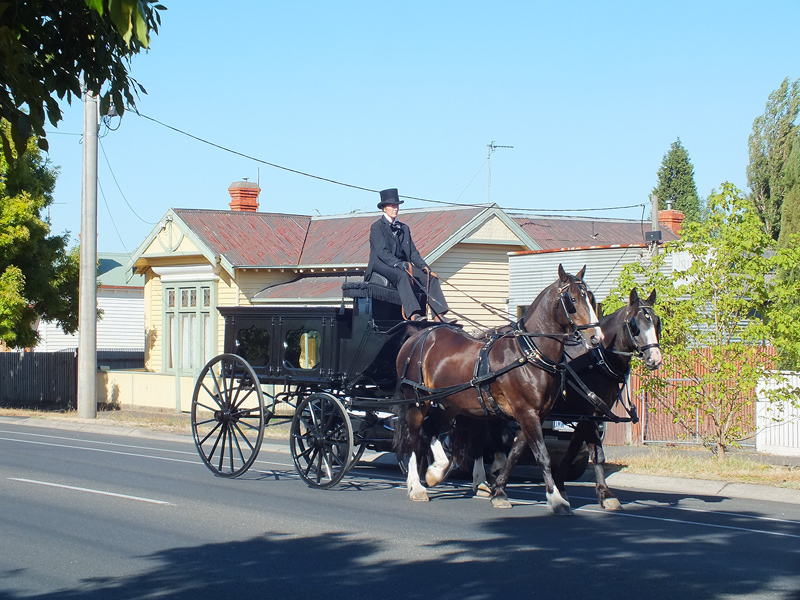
[625,288,663,370]
[556,264,603,349]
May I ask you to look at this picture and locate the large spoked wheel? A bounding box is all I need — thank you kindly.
[290,393,353,489]
[192,353,265,478]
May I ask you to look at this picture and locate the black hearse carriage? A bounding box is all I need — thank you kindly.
[191,273,593,488]
[191,273,422,488]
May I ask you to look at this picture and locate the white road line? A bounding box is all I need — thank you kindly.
[574,505,800,539]
[0,428,196,456]
[0,435,199,465]
[8,478,172,505]
[630,500,800,526]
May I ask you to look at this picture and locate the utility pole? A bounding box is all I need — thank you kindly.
[77,84,98,419]
[487,141,513,203]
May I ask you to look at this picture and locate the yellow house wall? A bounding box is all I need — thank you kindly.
[464,216,519,241]
[431,242,525,332]
[98,370,196,412]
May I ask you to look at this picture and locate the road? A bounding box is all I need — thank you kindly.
[1,419,799,600]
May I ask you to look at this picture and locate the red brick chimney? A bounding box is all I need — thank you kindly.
[659,208,685,235]
[228,180,260,212]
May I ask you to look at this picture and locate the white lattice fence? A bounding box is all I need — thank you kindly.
[756,372,800,457]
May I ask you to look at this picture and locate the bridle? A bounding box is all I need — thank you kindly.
[558,281,600,333]
[625,305,661,356]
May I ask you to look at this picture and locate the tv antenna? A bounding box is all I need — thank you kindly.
[487,141,513,203]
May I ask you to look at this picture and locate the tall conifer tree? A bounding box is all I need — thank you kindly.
[747,77,800,241]
[652,138,701,223]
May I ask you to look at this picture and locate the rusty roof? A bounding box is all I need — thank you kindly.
[299,207,486,265]
[172,206,487,269]
[169,207,676,271]
[174,209,311,266]
[253,273,357,301]
[512,215,680,250]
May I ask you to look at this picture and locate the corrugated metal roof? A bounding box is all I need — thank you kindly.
[253,274,356,301]
[169,207,677,270]
[299,207,485,265]
[174,209,311,266]
[173,206,486,269]
[98,253,143,287]
[512,215,679,250]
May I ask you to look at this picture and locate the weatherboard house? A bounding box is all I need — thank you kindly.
[99,180,679,412]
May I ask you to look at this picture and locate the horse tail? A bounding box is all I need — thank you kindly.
[393,403,411,456]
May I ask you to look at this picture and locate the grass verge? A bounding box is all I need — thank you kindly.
[608,447,800,490]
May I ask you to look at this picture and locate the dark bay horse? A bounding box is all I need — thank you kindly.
[394,265,602,513]
[551,288,662,509]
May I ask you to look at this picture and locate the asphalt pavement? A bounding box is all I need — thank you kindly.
[2,412,799,505]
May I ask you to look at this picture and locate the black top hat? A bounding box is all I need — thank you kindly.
[377,188,404,209]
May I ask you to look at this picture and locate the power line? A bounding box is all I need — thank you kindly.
[98,139,158,225]
[133,111,651,216]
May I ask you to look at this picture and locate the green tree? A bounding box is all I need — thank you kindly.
[777,136,800,249]
[0,0,165,157]
[652,138,701,223]
[606,183,800,458]
[747,77,800,241]
[0,121,79,348]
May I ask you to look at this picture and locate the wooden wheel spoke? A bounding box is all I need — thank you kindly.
[231,421,257,453]
[192,354,265,478]
[199,383,224,409]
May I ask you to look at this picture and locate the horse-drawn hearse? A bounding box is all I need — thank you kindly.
[191,266,661,513]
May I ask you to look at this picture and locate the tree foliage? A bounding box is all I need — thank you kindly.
[0,120,79,348]
[652,138,701,223]
[747,77,800,241]
[777,136,800,249]
[605,183,800,458]
[0,0,165,158]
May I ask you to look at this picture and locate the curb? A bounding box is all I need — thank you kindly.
[605,471,800,504]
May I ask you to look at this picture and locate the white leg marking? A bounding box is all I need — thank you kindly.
[546,487,573,516]
[407,452,429,502]
[425,437,451,487]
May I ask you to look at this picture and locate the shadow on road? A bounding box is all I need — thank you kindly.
[2,481,799,600]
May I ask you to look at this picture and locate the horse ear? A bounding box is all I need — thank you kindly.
[629,288,639,304]
[558,263,567,281]
[576,265,586,279]
[646,289,657,305]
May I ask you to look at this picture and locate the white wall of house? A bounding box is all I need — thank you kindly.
[508,245,690,312]
[35,287,145,351]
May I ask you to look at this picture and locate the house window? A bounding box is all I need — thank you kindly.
[164,284,213,373]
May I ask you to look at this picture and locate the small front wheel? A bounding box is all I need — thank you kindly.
[191,354,265,477]
[290,393,353,489]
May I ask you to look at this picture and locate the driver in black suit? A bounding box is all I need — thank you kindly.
[365,188,450,321]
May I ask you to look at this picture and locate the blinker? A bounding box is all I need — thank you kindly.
[562,294,577,314]
[629,317,641,337]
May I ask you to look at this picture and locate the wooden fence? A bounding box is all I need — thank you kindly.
[0,350,144,408]
[604,346,777,447]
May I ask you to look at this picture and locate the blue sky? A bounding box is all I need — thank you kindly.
[44,1,800,254]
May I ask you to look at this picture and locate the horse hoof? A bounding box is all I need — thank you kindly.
[426,466,446,487]
[551,503,573,516]
[475,483,491,498]
[491,496,513,509]
[409,489,429,502]
[600,497,622,511]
